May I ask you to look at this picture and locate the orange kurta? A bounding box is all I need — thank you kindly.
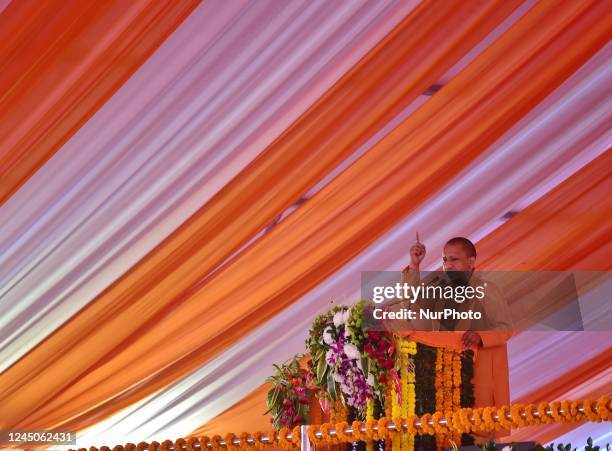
[392,269,514,440]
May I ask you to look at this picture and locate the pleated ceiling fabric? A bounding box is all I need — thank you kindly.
[0,0,610,446]
[0,0,534,431]
[0,0,421,375]
[67,41,612,445]
[0,0,201,204]
[1,0,610,435]
[477,153,612,271]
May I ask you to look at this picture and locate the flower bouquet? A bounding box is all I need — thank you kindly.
[265,354,315,430]
[305,301,397,419]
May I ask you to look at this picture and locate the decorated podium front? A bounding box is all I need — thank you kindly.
[262,301,609,451]
[266,301,476,451]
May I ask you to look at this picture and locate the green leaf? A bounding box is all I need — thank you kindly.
[315,349,324,365]
[317,354,328,383]
[361,356,369,379]
[269,386,280,409]
[327,373,338,401]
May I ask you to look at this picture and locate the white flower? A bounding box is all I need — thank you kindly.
[333,310,345,327]
[332,372,344,383]
[322,327,334,345]
[343,343,361,360]
[343,308,351,323]
[367,373,375,387]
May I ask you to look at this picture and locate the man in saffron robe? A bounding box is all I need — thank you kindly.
[398,236,513,441]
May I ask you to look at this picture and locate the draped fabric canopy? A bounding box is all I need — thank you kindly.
[0,0,610,448]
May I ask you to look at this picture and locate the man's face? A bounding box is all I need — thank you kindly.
[443,243,475,272]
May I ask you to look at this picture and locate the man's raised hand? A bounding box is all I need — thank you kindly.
[410,239,426,269]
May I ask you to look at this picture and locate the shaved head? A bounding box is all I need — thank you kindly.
[444,237,477,258]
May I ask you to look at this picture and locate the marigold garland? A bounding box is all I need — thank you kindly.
[68,396,610,451]
[498,406,515,429]
[396,339,416,451]
[391,378,401,451]
[433,348,463,449]
[597,395,610,421]
[333,421,351,443]
[277,428,290,450]
[210,435,223,451]
[198,437,211,451]
[307,426,323,446]
[524,403,539,426]
[319,423,337,445]
[185,438,198,451]
[584,399,599,421]
[364,419,379,441]
[252,432,264,450]
[434,349,443,412]
[228,433,239,451]
[538,402,554,424]
[460,407,473,433]
[431,411,448,434]
[510,403,528,427]
[377,417,395,439]
[405,415,418,435]
[385,380,394,418]
[296,397,610,446]
[292,427,302,448]
[366,398,376,451]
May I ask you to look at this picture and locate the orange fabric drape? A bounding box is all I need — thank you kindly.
[515,348,612,405]
[476,151,612,272]
[0,0,201,205]
[193,151,612,437]
[0,0,527,430]
[191,384,274,437]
